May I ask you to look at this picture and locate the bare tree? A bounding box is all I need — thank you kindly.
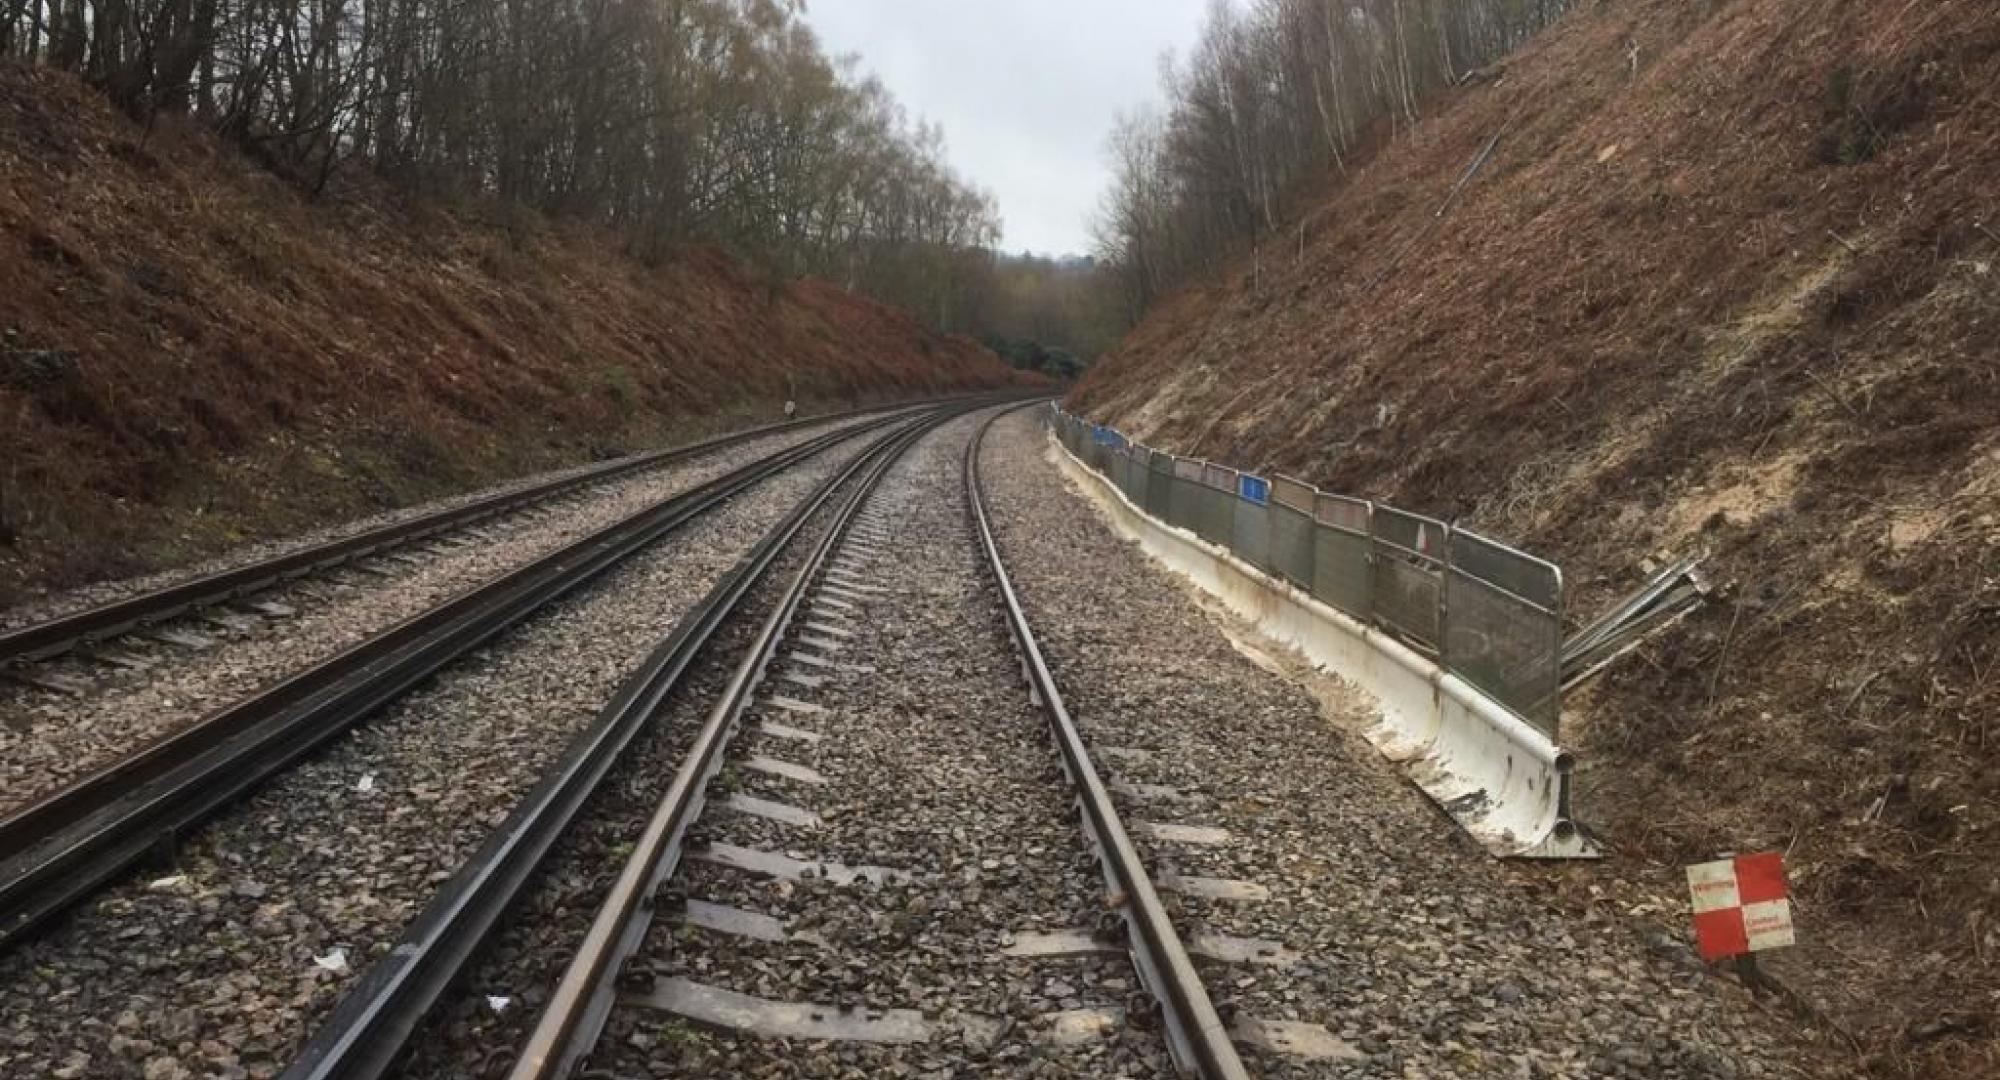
[4,0,1002,330]
[1094,0,1573,312]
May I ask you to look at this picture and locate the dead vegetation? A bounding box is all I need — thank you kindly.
[1072,0,1999,1074]
[0,65,1026,607]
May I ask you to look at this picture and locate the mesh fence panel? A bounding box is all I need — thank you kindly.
[1312,526,1372,619]
[1372,506,1446,651]
[1444,571,1562,737]
[1316,492,1370,533]
[1373,505,1446,559]
[1272,477,1314,513]
[1146,452,1173,517]
[1164,471,1190,531]
[1443,529,1562,735]
[1197,484,1229,546]
[1196,465,1236,547]
[1448,529,1560,609]
[1375,555,1441,651]
[1271,503,1316,590]
[1268,477,1317,589]
[1169,460,1203,531]
[1234,495,1273,573]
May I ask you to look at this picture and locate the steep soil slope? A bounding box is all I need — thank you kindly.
[1074,1,1998,1075]
[0,66,1026,605]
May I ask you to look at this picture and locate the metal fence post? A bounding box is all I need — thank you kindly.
[1439,521,1453,665]
[1364,500,1377,633]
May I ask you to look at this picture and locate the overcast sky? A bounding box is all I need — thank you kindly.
[804,0,1213,259]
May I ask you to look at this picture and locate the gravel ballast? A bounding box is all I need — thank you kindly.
[391,453,851,1080]
[0,428,877,1080]
[0,415,879,816]
[0,411,900,634]
[578,407,1174,1079]
[397,409,1167,1079]
[975,409,1811,1079]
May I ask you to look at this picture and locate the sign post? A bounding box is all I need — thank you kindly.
[1687,852,1794,994]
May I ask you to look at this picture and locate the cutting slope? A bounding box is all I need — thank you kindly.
[0,66,1024,605]
[1074,1,1998,1075]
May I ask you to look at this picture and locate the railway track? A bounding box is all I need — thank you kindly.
[0,405,947,951]
[283,401,979,1079]
[0,402,1785,1079]
[966,406,1247,1079]
[285,402,1274,1080]
[0,400,933,670]
[479,401,1259,1077]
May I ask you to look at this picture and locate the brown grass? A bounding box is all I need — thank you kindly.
[0,65,1031,605]
[1073,0,2000,1074]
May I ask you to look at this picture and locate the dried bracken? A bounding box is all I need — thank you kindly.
[0,66,1022,607]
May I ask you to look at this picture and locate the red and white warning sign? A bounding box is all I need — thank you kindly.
[1686,852,1794,961]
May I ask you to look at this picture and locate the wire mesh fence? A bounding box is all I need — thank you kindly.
[1046,405,1564,738]
[1269,477,1316,591]
[1196,463,1237,548]
[1232,474,1274,575]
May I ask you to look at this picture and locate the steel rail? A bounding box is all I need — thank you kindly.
[0,398,948,667]
[965,404,1249,1080]
[504,404,953,1080]
[0,409,924,952]
[280,404,970,1080]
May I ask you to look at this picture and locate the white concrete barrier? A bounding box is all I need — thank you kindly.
[1049,432,1598,859]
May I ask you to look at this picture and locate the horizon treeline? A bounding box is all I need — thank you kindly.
[1095,0,1574,317]
[0,0,1008,334]
[971,252,1128,373]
